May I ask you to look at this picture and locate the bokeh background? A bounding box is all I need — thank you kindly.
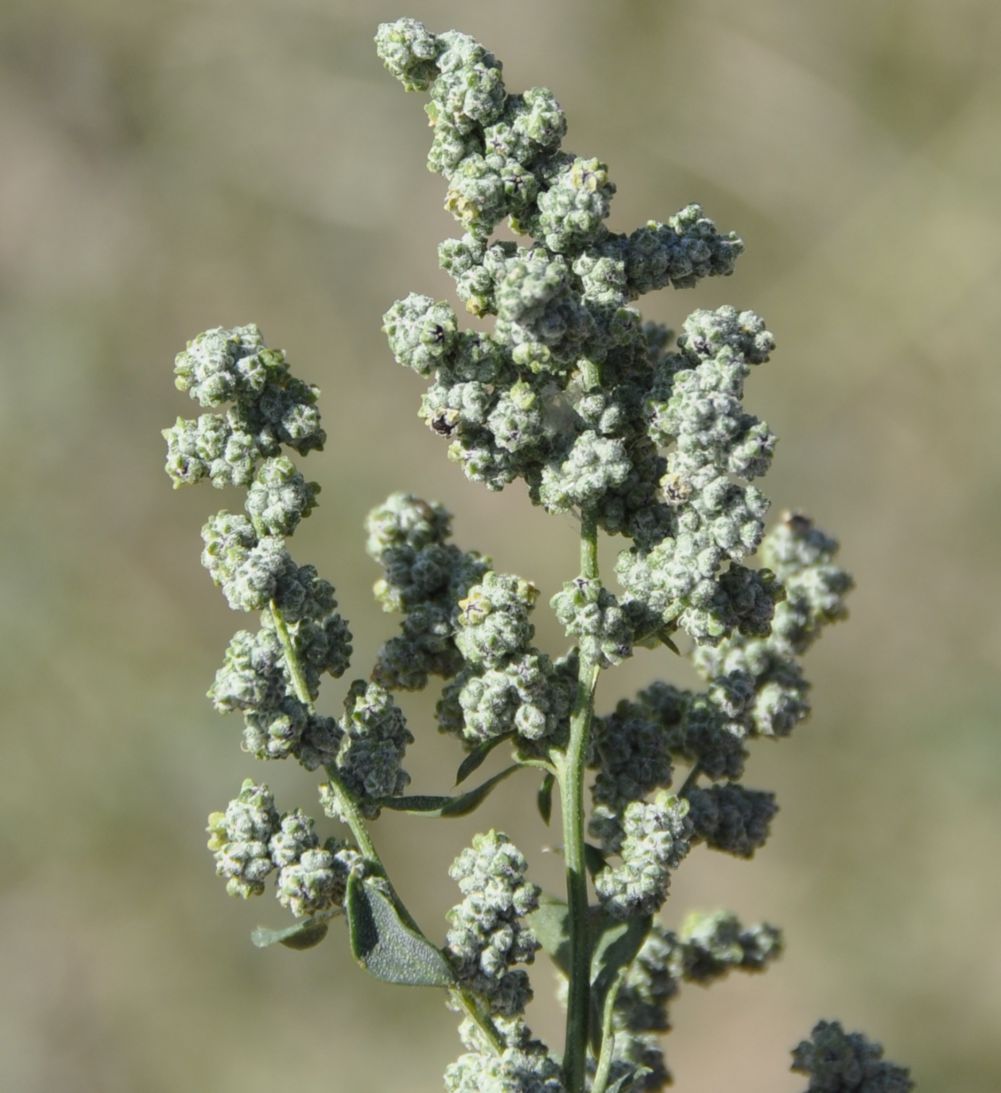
[3,0,999,1089]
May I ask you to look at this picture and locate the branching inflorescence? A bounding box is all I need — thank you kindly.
[164,18,912,1092]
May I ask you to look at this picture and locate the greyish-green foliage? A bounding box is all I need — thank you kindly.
[163,17,912,1092]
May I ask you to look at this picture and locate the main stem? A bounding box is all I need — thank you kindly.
[560,511,600,1091]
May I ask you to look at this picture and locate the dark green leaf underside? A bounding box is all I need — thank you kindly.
[376,764,518,818]
[251,918,331,950]
[346,874,454,987]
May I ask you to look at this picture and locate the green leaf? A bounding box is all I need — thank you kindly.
[376,765,518,818]
[659,629,681,655]
[584,841,609,879]
[589,913,652,1049]
[537,772,555,825]
[251,918,331,950]
[346,874,454,987]
[604,1068,651,1093]
[526,895,572,976]
[454,732,512,785]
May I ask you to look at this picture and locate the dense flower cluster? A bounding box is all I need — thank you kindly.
[445,830,541,1020]
[376,20,747,612]
[365,492,490,689]
[165,326,413,923]
[594,792,693,919]
[445,1024,564,1093]
[437,571,576,747]
[605,913,783,1089]
[792,1021,914,1092]
[206,779,357,917]
[320,681,414,820]
[165,18,908,1093]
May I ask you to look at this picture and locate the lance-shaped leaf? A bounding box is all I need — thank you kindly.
[604,1068,652,1093]
[528,897,653,1049]
[584,841,609,879]
[251,917,332,951]
[537,771,555,825]
[588,912,652,1049]
[375,765,518,818]
[454,732,513,785]
[346,874,454,987]
[527,895,573,977]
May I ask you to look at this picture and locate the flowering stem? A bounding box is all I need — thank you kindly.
[248,522,392,899]
[454,988,508,1054]
[559,510,600,1091]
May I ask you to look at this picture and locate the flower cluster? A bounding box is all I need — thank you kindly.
[445,1025,564,1093]
[206,779,356,918]
[445,830,541,1021]
[437,571,575,747]
[165,326,414,925]
[376,19,743,576]
[319,681,414,821]
[792,1021,914,1092]
[606,913,783,1089]
[165,18,910,1093]
[365,492,490,689]
[594,791,693,920]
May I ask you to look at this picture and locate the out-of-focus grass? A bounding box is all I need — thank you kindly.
[2,1,999,1090]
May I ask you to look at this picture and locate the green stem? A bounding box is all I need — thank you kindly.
[559,511,601,1091]
[591,967,627,1093]
[273,582,514,1051]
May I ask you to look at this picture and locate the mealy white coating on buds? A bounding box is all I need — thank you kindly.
[372,17,439,92]
[168,325,324,463]
[366,492,489,689]
[446,831,540,1019]
[206,778,279,898]
[163,413,259,488]
[444,1037,564,1093]
[438,650,574,745]
[483,88,566,165]
[693,513,853,742]
[320,680,413,819]
[383,294,459,378]
[761,513,854,656]
[206,791,355,918]
[550,577,633,669]
[376,15,744,537]
[455,572,539,668]
[791,1021,914,1092]
[275,842,354,919]
[165,20,879,1092]
[595,791,693,920]
[678,910,782,981]
[438,572,574,745]
[531,156,616,254]
[245,456,319,537]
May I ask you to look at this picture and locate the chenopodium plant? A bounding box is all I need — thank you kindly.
[163,18,913,1093]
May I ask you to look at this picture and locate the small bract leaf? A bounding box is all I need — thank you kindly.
[455,732,513,785]
[604,1068,652,1093]
[251,918,331,950]
[376,765,518,818]
[537,772,555,825]
[527,895,572,976]
[589,913,652,1048]
[346,874,453,987]
[584,841,609,879]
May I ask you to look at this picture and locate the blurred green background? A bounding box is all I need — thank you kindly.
[2,0,999,1089]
